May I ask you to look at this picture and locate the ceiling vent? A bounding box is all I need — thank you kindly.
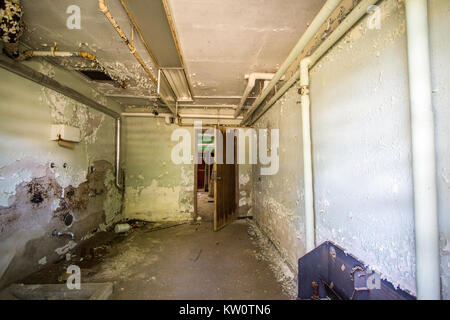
[79,70,114,82]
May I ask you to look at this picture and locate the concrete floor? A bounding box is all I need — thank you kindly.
[197,191,214,222]
[20,219,290,300]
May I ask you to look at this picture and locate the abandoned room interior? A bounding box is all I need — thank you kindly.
[0,0,449,302]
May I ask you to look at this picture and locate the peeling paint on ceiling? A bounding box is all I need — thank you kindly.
[20,0,158,109]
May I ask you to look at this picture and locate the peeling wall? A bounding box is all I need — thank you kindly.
[251,85,305,272]
[429,0,450,300]
[123,117,194,222]
[251,0,450,298]
[0,58,123,289]
[238,163,252,217]
[310,0,415,294]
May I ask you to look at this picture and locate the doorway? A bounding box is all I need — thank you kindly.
[194,126,238,230]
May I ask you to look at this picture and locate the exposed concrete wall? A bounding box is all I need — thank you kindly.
[309,0,416,294]
[429,0,450,300]
[0,59,123,289]
[251,0,450,298]
[238,162,252,217]
[251,85,305,271]
[123,117,194,222]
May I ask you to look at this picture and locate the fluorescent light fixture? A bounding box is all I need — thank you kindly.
[159,67,193,102]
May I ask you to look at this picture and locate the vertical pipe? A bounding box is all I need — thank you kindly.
[115,118,123,190]
[405,0,440,299]
[300,58,315,252]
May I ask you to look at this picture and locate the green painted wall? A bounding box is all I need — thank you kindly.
[123,117,195,221]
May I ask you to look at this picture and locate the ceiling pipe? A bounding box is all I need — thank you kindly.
[405,0,440,300]
[121,112,241,120]
[22,49,96,61]
[234,73,274,118]
[98,0,156,83]
[178,104,237,109]
[245,0,380,126]
[121,112,173,118]
[118,0,160,68]
[241,0,342,124]
[98,0,176,116]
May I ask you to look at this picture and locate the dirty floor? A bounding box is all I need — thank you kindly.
[20,219,291,300]
[197,191,214,221]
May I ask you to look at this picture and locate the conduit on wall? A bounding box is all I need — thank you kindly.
[405,0,440,300]
[242,0,441,299]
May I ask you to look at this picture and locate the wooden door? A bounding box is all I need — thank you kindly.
[213,125,237,231]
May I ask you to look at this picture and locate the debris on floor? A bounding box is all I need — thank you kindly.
[17,220,289,299]
[246,219,297,298]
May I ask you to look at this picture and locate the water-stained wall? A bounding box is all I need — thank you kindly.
[0,59,123,289]
[251,0,450,298]
[123,117,195,221]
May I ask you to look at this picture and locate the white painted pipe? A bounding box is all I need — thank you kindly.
[121,112,173,118]
[115,118,123,190]
[242,0,342,123]
[179,104,237,109]
[245,0,379,125]
[405,0,440,300]
[299,58,315,252]
[121,112,242,120]
[180,114,242,120]
[234,73,274,117]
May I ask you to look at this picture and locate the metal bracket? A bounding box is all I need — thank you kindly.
[299,85,310,96]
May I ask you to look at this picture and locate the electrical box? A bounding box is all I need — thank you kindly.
[51,125,81,142]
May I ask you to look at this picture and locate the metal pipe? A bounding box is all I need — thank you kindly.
[121,112,241,120]
[245,0,379,126]
[405,0,440,300]
[242,0,342,123]
[118,0,160,67]
[121,112,173,118]
[98,0,177,116]
[178,104,237,109]
[299,57,315,252]
[115,118,123,191]
[24,50,96,61]
[234,73,274,118]
[194,96,243,99]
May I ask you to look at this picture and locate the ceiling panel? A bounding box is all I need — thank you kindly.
[167,0,327,97]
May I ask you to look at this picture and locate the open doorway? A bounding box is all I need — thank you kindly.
[195,131,215,222]
[194,126,238,230]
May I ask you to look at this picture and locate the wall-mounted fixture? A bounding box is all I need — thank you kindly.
[51,124,81,149]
